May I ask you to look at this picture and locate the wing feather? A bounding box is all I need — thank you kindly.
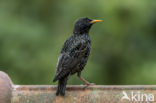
[53,36,88,82]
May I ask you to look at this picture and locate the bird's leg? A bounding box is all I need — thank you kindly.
[77,72,95,86]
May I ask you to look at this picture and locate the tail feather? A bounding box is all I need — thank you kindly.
[56,77,68,96]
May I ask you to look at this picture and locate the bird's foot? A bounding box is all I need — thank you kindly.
[86,82,95,86]
[83,82,95,89]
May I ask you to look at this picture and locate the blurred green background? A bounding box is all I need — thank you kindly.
[0,0,156,85]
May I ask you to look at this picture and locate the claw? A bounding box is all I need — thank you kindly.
[83,83,95,89]
[85,82,95,87]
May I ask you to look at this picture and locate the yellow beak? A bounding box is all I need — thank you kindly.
[90,19,103,24]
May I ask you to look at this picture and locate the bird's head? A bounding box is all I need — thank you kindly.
[73,17,102,35]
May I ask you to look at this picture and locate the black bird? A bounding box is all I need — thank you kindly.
[53,17,102,96]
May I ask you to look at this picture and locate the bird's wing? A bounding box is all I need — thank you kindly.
[53,41,88,82]
[53,53,73,82]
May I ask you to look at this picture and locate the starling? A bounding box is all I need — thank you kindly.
[53,17,102,96]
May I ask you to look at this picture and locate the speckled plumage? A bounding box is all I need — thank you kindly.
[53,34,91,81]
[53,17,101,96]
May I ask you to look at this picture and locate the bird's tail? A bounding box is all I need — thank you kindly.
[56,76,68,96]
